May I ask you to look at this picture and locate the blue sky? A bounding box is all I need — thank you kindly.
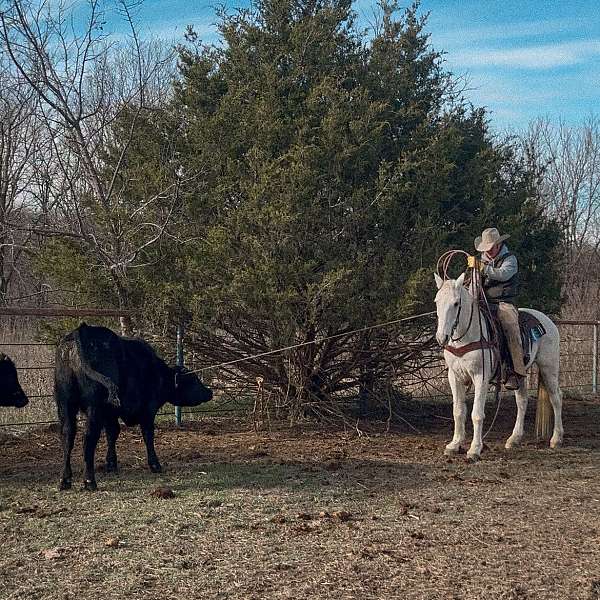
[103,0,600,132]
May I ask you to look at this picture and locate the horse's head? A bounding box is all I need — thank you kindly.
[433,272,472,347]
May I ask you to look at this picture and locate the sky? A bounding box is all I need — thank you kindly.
[101,0,600,133]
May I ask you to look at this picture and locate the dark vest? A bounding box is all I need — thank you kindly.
[483,251,519,303]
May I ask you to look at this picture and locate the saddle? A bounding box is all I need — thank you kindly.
[488,306,546,381]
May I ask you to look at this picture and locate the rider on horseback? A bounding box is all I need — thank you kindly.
[467,227,525,391]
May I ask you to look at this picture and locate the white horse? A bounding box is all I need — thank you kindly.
[434,272,563,460]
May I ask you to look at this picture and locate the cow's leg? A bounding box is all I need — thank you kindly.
[55,373,78,491]
[141,419,161,473]
[467,377,489,461]
[82,409,102,491]
[104,416,120,473]
[445,368,467,455]
[58,407,77,490]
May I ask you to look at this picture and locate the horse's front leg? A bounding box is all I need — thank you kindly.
[467,375,489,461]
[445,368,467,455]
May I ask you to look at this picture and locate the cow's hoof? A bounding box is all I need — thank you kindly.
[149,463,162,474]
[59,479,72,491]
[105,461,119,474]
[83,479,98,492]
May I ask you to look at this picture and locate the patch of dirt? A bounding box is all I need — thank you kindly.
[1,397,600,599]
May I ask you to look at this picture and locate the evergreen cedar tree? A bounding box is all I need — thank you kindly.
[38,1,562,399]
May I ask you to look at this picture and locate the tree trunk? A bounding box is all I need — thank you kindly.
[0,243,9,306]
[114,277,134,336]
[358,334,376,416]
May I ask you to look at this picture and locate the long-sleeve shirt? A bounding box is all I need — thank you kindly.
[480,244,518,282]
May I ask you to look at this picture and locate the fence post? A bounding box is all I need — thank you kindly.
[175,324,184,426]
[593,322,598,395]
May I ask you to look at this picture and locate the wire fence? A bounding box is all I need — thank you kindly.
[0,316,598,430]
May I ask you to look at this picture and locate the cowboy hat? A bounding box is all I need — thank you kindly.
[474,227,510,252]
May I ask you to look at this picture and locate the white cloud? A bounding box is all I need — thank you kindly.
[451,39,600,70]
[473,86,556,105]
[432,18,577,47]
[142,20,216,42]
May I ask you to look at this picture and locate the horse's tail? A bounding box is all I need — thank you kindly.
[535,375,553,440]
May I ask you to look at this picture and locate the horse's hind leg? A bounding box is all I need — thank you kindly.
[505,379,528,449]
[538,364,563,448]
[549,390,564,449]
[445,369,467,455]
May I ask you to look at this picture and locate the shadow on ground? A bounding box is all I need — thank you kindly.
[1,397,600,493]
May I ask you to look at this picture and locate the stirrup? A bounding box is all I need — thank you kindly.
[504,373,524,391]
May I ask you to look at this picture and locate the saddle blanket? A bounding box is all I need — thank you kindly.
[495,309,546,370]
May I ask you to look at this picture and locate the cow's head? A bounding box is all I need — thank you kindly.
[0,354,28,408]
[170,367,213,406]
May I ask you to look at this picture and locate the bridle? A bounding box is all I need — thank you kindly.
[449,289,475,343]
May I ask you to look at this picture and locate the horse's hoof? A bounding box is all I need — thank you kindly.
[59,479,71,491]
[549,439,563,449]
[105,461,119,474]
[149,462,162,473]
[83,480,98,492]
[504,437,521,450]
[466,453,480,463]
[444,447,459,456]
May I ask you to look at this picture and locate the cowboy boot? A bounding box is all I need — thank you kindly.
[497,303,526,391]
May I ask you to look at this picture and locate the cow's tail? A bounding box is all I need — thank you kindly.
[74,326,121,408]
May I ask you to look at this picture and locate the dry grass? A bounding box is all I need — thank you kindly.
[1,398,600,599]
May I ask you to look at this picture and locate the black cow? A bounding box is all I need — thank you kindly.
[0,353,28,408]
[55,323,213,491]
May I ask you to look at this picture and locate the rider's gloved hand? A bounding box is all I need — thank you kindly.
[467,255,485,271]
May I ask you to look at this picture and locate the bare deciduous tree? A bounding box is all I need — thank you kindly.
[523,116,600,318]
[0,0,185,332]
[0,55,43,303]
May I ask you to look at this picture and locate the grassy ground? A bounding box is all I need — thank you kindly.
[1,398,600,600]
